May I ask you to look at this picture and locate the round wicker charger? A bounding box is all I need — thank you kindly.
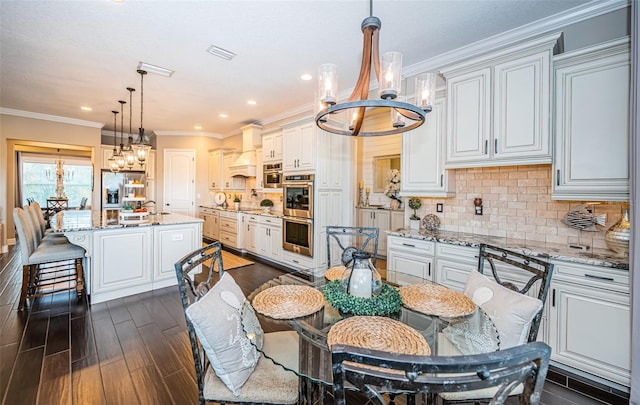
[252,285,325,319]
[399,283,476,318]
[324,265,346,281]
[327,316,431,355]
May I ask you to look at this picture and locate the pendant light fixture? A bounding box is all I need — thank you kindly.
[124,87,137,169]
[132,69,151,166]
[116,100,127,170]
[315,0,436,136]
[109,110,120,173]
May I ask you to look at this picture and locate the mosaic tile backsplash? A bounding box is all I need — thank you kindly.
[405,164,627,251]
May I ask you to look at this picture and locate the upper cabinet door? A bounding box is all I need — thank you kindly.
[262,130,283,163]
[552,38,630,201]
[445,67,491,165]
[493,51,550,161]
[401,98,454,197]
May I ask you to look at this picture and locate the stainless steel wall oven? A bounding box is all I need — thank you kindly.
[263,163,282,188]
[282,174,314,257]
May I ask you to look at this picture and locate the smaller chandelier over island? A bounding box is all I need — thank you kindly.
[315,0,436,137]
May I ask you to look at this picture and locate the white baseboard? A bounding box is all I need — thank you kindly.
[1,245,7,253]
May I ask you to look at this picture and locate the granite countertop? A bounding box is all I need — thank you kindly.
[199,205,283,218]
[387,228,629,270]
[50,210,202,232]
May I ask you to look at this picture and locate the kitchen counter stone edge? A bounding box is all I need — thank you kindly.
[387,228,629,270]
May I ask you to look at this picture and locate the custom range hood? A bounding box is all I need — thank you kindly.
[229,123,262,177]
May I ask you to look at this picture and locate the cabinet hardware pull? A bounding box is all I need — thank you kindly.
[484,140,488,155]
[440,174,443,187]
[552,289,556,307]
[556,169,560,186]
[402,243,416,248]
[293,259,299,264]
[494,139,498,154]
[584,274,614,282]
[428,262,431,277]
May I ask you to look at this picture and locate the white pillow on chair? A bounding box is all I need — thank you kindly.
[463,270,542,349]
[186,272,263,395]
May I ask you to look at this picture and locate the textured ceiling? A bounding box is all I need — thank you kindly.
[1,0,593,137]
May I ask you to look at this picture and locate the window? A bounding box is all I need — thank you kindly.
[21,154,93,208]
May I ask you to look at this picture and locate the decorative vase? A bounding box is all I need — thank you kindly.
[234,202,240,211]
[605,208,630,256]
[409,219,420,230]
[340,252,382,298]
[390,198,401,210]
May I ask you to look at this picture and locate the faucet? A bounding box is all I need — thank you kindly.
[143,201,156,206]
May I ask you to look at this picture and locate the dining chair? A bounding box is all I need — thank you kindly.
[331,341,551,405]
[174,242,299,405]
[13,207,86,310]
[30,201,63,237]
[80,196,88,210]
[440,243,554,404]
[326,226,380,268]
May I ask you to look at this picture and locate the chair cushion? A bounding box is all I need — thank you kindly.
[29,240,86,264]
[203,356,298,403]
[463,271,542,349]
[185,272,262,395]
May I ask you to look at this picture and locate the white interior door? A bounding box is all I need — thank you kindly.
[163,149,196,216]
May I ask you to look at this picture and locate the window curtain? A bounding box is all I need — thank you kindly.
[14,151,23,208]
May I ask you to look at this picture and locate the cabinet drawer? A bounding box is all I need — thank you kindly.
[219,218,237,231]
[436,243,477,260]
[282,251,314,270]
[219,211,238,220]
[551,261,629,293]
[200,207,217,215]
[388,236,435,255]
[219,231,237,247]
[259,216,282,227]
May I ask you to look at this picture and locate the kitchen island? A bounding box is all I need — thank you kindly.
[51,210,203,304]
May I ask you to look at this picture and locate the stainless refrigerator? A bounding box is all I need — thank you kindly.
[101,170,146,210]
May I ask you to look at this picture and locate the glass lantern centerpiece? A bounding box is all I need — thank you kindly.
[340,252,382,299]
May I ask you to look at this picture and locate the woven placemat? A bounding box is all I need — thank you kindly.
[324,265,346,281]
[327,316,431,355]
[399,283,476,318]
[252,285,325,319]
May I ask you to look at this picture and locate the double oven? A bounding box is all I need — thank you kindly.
[282,174,314,257]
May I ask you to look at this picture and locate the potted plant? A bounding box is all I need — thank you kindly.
[260,198,274,213]
[121,203,133,212]
[408,197,421,230]
[233,194,242,211]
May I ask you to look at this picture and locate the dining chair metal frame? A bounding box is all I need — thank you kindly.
[174,242,298,405]
[331,341,551,405]
[326,226,380,268]
[477,243,554,344]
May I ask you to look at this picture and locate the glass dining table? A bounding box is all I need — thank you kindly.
[246,270,500,402]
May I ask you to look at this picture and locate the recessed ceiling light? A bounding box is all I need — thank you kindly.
[247,100,257,105]
[301,73,312,81]
[219,113,228,118]
[80,106,92,111]
[194,125,202,130]
[137,62,174,77]
[206,45,236,61]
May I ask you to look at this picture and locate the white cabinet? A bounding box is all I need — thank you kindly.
[256,216,282,262]
[386,236,435,285]
[262,130,283,163]
[144,150,156,179]
[316,129,347,189]
[218,211,239,249]
[101,146,114,170]
[400,97,454,197]
[208,150,245,191]
[255,148,264,191]
[433,243,478,292]
[547,260,630,386]
[283,121,316,172]
[153,224,199,282]
[200,207,219,241]
[356,208,392,257]
[244,214,259,253]
[442,33,558,168]
[552,38,630,201]
[92,227,153,298]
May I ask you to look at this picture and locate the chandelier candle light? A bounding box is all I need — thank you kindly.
[109,110,120,173]
[133,69,151,166]
[124,87,136,169]
[315,0,436,136]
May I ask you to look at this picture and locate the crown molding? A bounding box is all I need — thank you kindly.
[403,0,630,76]
[0,108,105,128]
[153,130,223,139]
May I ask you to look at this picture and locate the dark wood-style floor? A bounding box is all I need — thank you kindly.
[0,245,619,404]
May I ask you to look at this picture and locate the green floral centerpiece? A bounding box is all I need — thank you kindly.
[408,197,421,220]
[323,280,402,316]
[260,198,274,212]
[384,169,402,209]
